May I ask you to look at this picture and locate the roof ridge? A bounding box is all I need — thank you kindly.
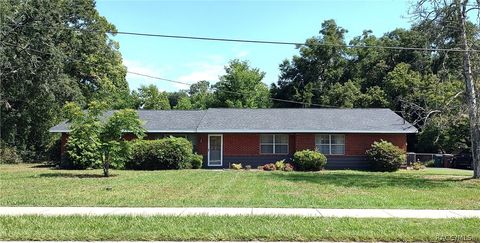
[195,109,209,132]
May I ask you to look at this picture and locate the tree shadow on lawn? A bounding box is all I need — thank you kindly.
[266,172,470,189]
[37,173,117,178]
[30,164,56,168]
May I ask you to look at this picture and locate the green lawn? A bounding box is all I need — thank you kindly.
[0,163,478,209]
[1,215,479,242]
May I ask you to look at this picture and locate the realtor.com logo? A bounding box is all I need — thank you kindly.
[436,235,477,242]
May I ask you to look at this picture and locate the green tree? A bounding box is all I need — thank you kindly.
[189,81,214,109]
[214,59,271,108]
[412,0,480,178]
[63,102,104,170]
[137,85,171,110]
[174,96,193,110]
[357,86,390,108]
[64,101,144,177]
[167,91,188,108]
[322,81,362,108]
[0,0,128,159]
[272,20,348,107]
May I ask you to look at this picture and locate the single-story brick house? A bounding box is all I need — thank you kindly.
[50,108,417,169]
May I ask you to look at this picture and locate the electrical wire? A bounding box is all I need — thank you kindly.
[3,42,339,108]
[107,31,480,53]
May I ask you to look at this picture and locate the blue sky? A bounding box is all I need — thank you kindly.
[96,0,413,92]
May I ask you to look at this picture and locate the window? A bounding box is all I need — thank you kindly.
[315,134,345,155]
[260,134,289,154]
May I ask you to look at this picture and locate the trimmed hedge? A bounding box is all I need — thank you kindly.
[293,150,327,171]
[126,137,202,170]
[366,140,405,172]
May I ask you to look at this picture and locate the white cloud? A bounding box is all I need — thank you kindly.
[124,55,228,92]
[176,60,226,88]
[123,59,173,91]
[236,50,249,58]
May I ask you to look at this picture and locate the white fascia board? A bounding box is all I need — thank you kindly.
[49,129,69,133]
[49,129,199,133]
[144,130,198,133]
[196,129,418,134]
[51,129,418,134]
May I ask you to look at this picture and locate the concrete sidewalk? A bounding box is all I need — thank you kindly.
[1,207,479,218]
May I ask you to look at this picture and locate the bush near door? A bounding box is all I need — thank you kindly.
[126,137,199,170]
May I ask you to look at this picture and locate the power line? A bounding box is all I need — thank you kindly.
[127,71,191,86]
[3,42,338,108]
[108,30,480,53]
[126,71,338,108]
[26,26,480,53]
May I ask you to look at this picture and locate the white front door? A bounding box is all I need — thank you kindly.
[208,134,223,166]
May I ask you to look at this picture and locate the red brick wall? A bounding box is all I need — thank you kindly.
[122,133,137,141]
[289,135,296,154]
[294,134,315,151]
[345,133,407,156]
[60,132,407,158]
[223,134,260,156]
[197,134,299,156]
[60,133,68,156]
[197,134,208,156]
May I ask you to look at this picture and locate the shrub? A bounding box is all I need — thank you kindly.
[366,140,405,172]
[244,165,252,170]
[275,159,285,170]
[283,163,294,172]
[293,150,327,171]
[412,161,425,170]
[126,137,193,170]
[189,153,203,169]
[231,163,242,170]
[425,160,435,167]
[262,163,276,171]
[0,142,22,164]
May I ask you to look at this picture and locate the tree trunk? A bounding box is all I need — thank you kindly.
[457,0,480,178]
[102,152,110,177]
[103,161,110,177]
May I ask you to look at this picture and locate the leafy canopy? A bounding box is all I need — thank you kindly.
[64,101,144,176]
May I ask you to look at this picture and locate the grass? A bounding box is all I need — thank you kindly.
[1,215,479,242]
[0,163,478,209]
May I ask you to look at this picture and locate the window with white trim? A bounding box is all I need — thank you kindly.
[260,134,289,154]
[315,134,345,155]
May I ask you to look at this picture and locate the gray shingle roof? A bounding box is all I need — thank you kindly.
[49,110,207,133]
[50,108,417,133]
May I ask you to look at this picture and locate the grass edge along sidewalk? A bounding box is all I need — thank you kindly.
[0,215,479,242]
[1,207,480,218]
[1,164,479,209]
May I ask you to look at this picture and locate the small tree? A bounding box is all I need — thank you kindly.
[99,109,145,176]
[64,101,144,176]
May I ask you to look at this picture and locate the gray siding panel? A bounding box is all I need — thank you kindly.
[221,155,292,169]
[325,156,371,170]
[204,155,370,170]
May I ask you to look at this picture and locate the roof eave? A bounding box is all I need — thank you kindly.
[50,129,418,134]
